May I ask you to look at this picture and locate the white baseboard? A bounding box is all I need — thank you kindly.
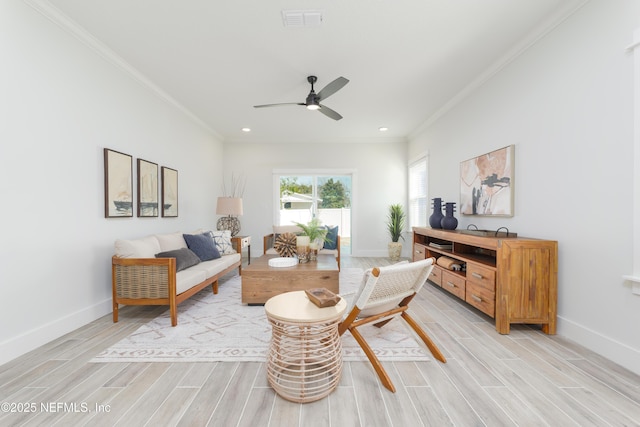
[0,298,112,366]
[557,316,640,376]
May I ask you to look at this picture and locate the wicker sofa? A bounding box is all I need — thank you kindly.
[263,224,341,270]
[112,230,241,326]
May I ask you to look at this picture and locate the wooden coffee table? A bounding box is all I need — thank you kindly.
[241,254,339,304]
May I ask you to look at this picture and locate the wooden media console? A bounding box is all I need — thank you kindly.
[413,227,557,334]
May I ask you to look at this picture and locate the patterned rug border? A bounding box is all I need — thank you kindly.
[92,268,432,363]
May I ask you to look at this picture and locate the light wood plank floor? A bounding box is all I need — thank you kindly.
[1,256,639,426]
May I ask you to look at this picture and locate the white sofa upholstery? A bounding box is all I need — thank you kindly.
[112,230,241,326]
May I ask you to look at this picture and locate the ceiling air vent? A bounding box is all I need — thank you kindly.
[282,10,323,28]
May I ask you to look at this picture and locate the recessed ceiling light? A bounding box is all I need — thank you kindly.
[379,127,389,132]
[242,128,251,132]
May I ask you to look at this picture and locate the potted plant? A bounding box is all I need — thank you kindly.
[294,218,329,259]
[387,204,406,261]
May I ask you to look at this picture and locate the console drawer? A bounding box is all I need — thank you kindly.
[466,263,496,291]
[429,265,443,286]
[465,281,495,317]
[442,271,465,299]
[413,243,427,261]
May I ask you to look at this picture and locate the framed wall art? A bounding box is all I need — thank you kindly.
[137,158,159,217]
[460,145,514,217]
[104,148,133,218]
[161,166,178,217]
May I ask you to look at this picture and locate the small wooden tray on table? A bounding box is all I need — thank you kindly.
[305,288,341,308]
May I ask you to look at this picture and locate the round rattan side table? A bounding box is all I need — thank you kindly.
[264,290,347,403]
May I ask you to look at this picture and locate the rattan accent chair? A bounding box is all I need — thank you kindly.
[338,258,447,392]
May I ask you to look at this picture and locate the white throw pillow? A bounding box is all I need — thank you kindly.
[155,232,188,252]
[114,235,161,258]
[209,230,236,255]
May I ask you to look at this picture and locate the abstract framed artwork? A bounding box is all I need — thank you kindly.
[104,148,133,218]
[137,158,159,217]
[460,145,514,217]
[161,166,178,217]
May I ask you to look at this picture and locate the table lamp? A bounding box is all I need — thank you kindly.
[216,197,243,236]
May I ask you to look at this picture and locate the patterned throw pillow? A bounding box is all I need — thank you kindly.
[209,230,236,255]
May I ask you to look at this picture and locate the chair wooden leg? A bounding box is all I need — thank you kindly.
[401,312,446,363]
[349,327,396,393]
[339,307,361,336]
[212,280,218,294]
[170,304,177,327]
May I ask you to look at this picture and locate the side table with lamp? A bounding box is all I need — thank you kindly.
[216,196,243,237]
[231,235,251,265]
[216,196,250,264]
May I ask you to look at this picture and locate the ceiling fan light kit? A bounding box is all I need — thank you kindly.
[254,75,349,120]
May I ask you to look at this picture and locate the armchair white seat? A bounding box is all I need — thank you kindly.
[338,258,446,392]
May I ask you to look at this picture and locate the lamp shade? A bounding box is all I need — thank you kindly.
[216,197,243,216]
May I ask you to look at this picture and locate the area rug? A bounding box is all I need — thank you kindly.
[92,268,432,363]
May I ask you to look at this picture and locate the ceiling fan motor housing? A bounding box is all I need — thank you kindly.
[305,76,320,108]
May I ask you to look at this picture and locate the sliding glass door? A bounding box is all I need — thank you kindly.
[275,172,352,254]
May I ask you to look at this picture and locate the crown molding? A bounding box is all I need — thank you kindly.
[224,135,407,145]
[22,0,222,140]
[409,0,590,140]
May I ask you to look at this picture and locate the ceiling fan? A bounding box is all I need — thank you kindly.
[254,75,349,121]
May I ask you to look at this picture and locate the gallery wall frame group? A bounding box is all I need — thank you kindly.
[103,148,178,219]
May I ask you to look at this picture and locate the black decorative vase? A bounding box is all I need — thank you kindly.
[429,198,444,229]
[441,202,458,230]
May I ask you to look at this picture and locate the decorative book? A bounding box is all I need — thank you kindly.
[429,242,453,250]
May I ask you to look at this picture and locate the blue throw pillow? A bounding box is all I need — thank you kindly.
[324,226,339,250]
[155,248,201,272]
[183,233,221,261]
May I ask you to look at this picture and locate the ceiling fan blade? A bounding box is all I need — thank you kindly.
[316,77,349,102]
[254,103,305,108]
[318,104,343,121]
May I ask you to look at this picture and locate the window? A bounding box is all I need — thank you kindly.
[274,170,353,254]
[408,157,428,229]
[625,29,640,294]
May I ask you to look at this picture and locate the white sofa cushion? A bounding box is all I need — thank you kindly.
[191,253,241,277]
[115,235,161,258]
[155,232,188,252]
[176,269,207,294]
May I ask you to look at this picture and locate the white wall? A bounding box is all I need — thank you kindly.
[409,0,640,374]
[221,142,408,257]
[0,1,224,364]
